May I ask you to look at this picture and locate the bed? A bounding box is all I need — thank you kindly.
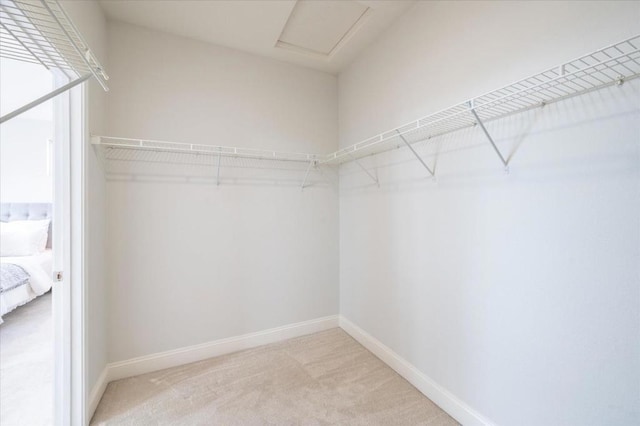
[0,203,54,323]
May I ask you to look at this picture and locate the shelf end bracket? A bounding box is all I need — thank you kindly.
[468,101,509,171]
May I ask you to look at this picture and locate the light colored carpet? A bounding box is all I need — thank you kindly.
[92,328,458,425]
[0,291,53,426]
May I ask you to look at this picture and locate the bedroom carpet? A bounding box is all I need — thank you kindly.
[0,291,52,426]
[92,328,458,425]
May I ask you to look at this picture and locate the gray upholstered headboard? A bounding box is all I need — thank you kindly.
[0,203,53,248]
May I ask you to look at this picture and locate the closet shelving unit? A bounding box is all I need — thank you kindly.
[0,0,109,124]
[93,35,640,182]
[322,35,640,176]
[91,136,327,187]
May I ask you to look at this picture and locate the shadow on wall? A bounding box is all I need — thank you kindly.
[339,83,640,194]
[339,79,640,426]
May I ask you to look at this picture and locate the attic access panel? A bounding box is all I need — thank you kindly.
[276,0,370,58]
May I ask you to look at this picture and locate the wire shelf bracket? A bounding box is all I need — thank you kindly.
[468,100,509,172]
[349,153,379,187]
[215,149,222,186]
[396,129,435,178]
[300,160,316,190]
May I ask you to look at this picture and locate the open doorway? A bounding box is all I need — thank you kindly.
[0,1,108,423]
[0,56,69,425]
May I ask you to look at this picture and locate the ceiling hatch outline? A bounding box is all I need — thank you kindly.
[275,0,372,61]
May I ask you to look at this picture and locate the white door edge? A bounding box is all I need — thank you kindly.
[52,71,87,426]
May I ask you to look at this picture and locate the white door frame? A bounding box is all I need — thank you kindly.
[52,72,87,426]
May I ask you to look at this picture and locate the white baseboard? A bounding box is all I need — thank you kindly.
[87,315,340,418]
[88,366,109,421]
[105,314,339,384]
[339,316,496,426]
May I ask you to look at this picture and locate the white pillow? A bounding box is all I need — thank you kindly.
[0,219,50,256]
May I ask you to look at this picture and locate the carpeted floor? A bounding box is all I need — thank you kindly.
[0,291,53,426]
[92,328,458,425]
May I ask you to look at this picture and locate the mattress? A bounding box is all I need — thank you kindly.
[0,249,53,322]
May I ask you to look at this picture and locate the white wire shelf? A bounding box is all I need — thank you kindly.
[0,0,108,89]
[321,35,640,166]
[91,136,327,164]
[92,35,640,180]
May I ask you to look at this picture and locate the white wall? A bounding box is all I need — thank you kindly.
[59,0,108,416]
[0,59,53,202]
[338,1,640,426]
[105,22,339,362]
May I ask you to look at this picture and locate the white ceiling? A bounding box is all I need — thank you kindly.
[98,0,415,74]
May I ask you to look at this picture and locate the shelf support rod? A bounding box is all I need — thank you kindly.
[348,153,379,186]
[396,130,434,177]
[468,101,509,170]
[301,160,315,190]
[1,74,92,124]
[216,150,221,186]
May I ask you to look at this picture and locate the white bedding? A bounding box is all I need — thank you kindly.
[0,249,53,322]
